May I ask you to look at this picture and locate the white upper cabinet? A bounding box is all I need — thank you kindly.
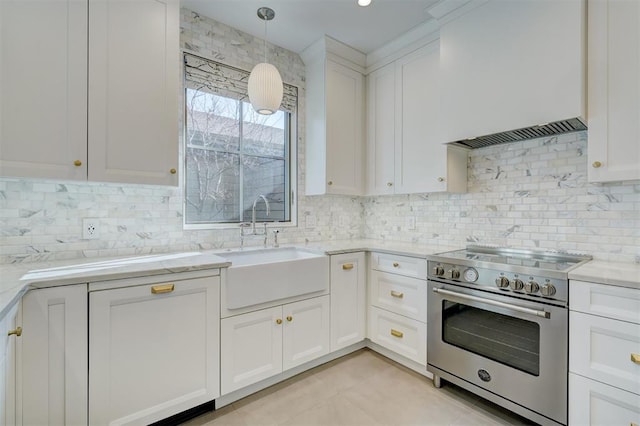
[0,0,88,180]
[367,42,467,195]
[302,36,366,196]
[587,0,640,183]
[437,0,586,143]
[0,0,180,186]
[88,0,179,186]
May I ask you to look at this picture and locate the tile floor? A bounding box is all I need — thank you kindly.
[184,349,537,425]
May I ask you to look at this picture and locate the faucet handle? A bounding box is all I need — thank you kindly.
[272,229,280,248]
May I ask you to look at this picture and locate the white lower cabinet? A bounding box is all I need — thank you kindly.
[89,275,220,425]
[17,284,88,426]
[221,295,330,395]
[569,280,640,425]
[330,253,366,351]
[570,373,640,426]
[368,306,426,365]
[367,253,428,367]
[0,304,18,426]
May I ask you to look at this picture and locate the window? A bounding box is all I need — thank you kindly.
[183,54,297,227]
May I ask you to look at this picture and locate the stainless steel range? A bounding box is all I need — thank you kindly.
[427,245,591,426]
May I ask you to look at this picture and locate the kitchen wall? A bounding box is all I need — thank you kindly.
[0,10,638,265]
[365,131,640,263]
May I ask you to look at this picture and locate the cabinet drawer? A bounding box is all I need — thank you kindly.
[570,280,640,324]
[368,306,426,366]
[570,311,640,395]
[369,271,427,322]
[569,373,640,426]
[370,252,427,279]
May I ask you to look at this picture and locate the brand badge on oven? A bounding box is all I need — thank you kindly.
[477,369,491,382]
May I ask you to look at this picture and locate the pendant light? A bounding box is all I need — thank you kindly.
[248,7,283,115]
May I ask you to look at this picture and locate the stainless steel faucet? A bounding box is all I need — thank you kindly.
[240,195,271,248]
[252,195,270,233]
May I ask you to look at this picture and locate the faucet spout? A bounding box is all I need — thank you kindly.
[251,195,270,233]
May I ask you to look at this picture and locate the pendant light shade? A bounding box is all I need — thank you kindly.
[248,7,283,115]
[248,62,283,115]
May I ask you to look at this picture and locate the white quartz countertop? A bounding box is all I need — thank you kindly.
[569,260,640,290]
[0,251,231,318]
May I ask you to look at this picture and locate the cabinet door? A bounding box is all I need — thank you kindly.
[282,296,330,371]
[88,0,179,186]
[569,373,640,426]
[366,63,396,195]
[588,0,640,182]
[89,276,219,425]
[221,306,283,395]
[0,0,87,180]
[394,42,448,194]
[570,311,640,395]
[18,284,88,426]
[0,304,18,426]
[325,60,365,195]
[369,271,427,322]
[368,306,426,366]
[330,253,366,351]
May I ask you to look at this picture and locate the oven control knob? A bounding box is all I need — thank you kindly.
[540,283,557,297]
[510,279,524,291]
[433,266,445,276]
[447,269,461,280]
[524,281,540,294]
[495,277,510,288]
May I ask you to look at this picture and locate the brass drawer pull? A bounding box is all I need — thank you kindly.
[342,263,354,270]
[390,290,404,299]
[151,284,174,294]
[631,423,638,426]
[592,161,602,168]
[390,329,403,338]
[286,316,293,322]
[7,327,22,337]
[392,262,399,268]
[631,353,640,365]
[276,318,283,325]
[74,160,82,167]
[170,168,177,174]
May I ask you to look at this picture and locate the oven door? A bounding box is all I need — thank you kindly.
[427,280,567,425]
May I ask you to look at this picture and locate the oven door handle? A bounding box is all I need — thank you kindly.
[432,287,551,319]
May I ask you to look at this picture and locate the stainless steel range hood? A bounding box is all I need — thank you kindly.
[447,118,587,149]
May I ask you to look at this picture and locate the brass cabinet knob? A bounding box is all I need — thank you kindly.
[74,160,82,167]
[392,262,399,268]
[387,182,393,187]
[592,161,602,168]
[437,177,445,182]
[631,353,640,364]
[286,316,293,322]
[170,168,177,174]
[327,181,333,186]
[8,327,22,337]
[276,318,283,325]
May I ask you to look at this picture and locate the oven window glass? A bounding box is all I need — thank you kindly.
[442,301,540,376]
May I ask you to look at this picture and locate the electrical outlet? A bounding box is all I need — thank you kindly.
[82,218,100,239]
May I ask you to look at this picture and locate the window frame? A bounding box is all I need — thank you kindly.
[181,52,298,230]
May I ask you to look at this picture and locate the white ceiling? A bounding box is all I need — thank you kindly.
[180,0,439,54]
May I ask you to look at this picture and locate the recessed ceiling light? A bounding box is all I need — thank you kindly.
[358,0,372,6]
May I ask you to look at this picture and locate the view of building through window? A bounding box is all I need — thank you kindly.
[184,88,291,225]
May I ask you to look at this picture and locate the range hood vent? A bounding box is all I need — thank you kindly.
[448,118,587,149]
